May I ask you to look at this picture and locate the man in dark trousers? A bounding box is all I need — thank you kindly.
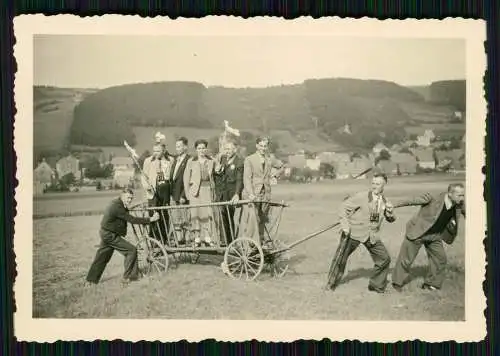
[214,140,244,245]
[141,143,173,243]
[169,137,191,243]
[327,172,396,293]
[85,188,159,286]
[391,183,466,291]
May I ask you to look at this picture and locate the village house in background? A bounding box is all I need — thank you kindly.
[33,158,55,196]
[416,129,436,147]
[56,153,81,181]
[110,156,135,188]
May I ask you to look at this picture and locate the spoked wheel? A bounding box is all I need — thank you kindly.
[136,237,169,275]
[264,239,290,278]
[223,237,264,281]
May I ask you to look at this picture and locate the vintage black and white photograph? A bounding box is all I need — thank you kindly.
[14,16,486,342]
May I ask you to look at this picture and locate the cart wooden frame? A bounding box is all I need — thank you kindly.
[129,199,292,281]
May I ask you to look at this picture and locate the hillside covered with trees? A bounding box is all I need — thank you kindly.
[35,78,465,157]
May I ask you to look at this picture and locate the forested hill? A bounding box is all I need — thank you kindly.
[37,78,465,153]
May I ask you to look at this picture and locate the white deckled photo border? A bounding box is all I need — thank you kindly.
[13,15,487,342]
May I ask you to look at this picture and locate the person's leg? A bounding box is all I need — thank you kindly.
[225,204,236,244]
[86,232,115,284]
[157,182,171,243]
[364,239,391,292]
[423,238,447,289]
[391,236,423,288]
[107,234,140,281]
[328,233,360,290]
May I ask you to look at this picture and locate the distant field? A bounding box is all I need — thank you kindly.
[34,100,77,152]
[405,123,465,138]
[33,175,467,320]
[33,87,97,154]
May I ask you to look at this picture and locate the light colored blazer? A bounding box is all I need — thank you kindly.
[141,156,173,198]
[183,157,215,201]
[339,190,396,243]
[394,192,465,244]
[243,152,284,199]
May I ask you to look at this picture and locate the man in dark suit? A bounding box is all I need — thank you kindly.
[214,140,244,245]
[169,137,191,243]
[85,189,159,286]
[391,183,466,291]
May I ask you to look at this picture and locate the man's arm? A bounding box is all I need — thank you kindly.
[338,194,361,234]
[113,202,154,225]
[183,159,192,200]
[243,157,255,198]
[458,201,466,218]
[383,201,396,223]
[393,192,433,208]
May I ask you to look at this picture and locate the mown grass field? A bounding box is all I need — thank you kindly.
[32,175,466,320]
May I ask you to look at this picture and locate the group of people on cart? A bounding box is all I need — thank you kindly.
[86,124,466,294]
[139,130,284,249]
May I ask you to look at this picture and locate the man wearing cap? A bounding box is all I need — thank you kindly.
[326,171,396,293]
[391,183,466,291]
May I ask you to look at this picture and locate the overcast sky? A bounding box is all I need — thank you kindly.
[34,35,465,89]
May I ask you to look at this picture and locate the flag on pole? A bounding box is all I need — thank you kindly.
[123,140,139,160]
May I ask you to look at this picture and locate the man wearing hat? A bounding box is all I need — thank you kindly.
[326,171,396,293]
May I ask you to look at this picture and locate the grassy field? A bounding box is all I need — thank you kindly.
[32,175,466,320]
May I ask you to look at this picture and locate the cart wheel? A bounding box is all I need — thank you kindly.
[136,237,169,275]
[223,237,264,281]
[265,239,290,278]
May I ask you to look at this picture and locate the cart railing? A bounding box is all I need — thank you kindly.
[129,199,288,250]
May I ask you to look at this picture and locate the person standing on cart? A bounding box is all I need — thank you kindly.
[141,142,173,243]
[214,139,245,245]
[85,188,160,286]
[327,172,396,293]
[243,136,284,245]
[170,137,191,244]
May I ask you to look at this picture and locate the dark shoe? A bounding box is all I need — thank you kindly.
[392,283,403,292]
[368,284,385,293]
[421,283,439,291]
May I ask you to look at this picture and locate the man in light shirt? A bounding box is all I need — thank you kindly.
[326,172,396,293]
[141,143,173,242]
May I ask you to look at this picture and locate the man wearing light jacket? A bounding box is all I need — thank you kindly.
[327,172,396,293]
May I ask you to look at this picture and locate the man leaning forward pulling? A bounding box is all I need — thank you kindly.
[85,189,160,286]
[391,183,466,291]
[327,172,396,293]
